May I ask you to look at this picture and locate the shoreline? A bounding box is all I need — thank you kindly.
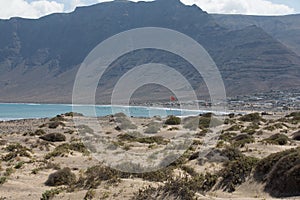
[0,103,232,122]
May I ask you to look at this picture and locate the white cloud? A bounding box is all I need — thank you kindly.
[181,0,295,15]
[88,0,296,15]
[66,0,87,11]
[0,0,64,19]
[0,0,296,19]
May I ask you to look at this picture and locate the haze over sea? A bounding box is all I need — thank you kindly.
[0,103,212,121]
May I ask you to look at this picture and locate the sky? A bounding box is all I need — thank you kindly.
[0,0,299,19]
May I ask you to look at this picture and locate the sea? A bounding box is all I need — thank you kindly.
[0,103,218,121]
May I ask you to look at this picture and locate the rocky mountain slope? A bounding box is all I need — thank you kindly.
[212,14,300,56]
[0,0,299,103]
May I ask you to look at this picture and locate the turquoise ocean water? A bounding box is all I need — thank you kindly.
[0,103,208,121]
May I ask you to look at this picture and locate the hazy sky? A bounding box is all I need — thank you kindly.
[0,0,299,19]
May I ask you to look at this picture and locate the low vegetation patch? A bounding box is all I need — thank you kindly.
[218,133,254,147]
[132,173,217,200]
[64,112,84,117]
[48,121,65,129]
[165,115,181,125]
[50,115,65,122]
[31,129,46,136]
[41,188,62,200]
[218,132,237,142]
[79,165,119,189]
[40,133,66,142]
[263,123,286,131]
[45,167,76,186]
[254,147,300,197]
[45,142,89,159]
[220,146,244,161]
[231,134,255,147]
[279,112,300,124]
[292,131,300,141]
[2,143,31,161]
[242,123,260,135]
[239,113,264,123]
[217,147,259,192]
[198,114,223,129]
[263,133,289,145]
[117,133,168,145]
[0,176,7,185]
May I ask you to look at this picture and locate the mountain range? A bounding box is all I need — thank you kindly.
[0,0,299,103]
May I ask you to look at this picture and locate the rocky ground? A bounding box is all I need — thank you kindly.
[0,111,299,200]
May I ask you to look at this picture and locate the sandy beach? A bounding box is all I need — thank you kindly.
[0,111,299,199]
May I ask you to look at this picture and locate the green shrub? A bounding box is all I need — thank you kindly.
[285,112,300,121]
[217,155,259,192]
[45,167,76,186]
[0,177,6,185]
[254,148,300,197]
[279,112,300,124]
[45,142,89,159]
[48,121,65,129]
[228,113,235,118]
[81,165,119,189]
[41,188,62,200]
[220,146,244,161]
[137,167,174,182]
[264,123,285,131]
[138,136,168,145]
[133,173,217,200]
[165,116,181,125]
[84,189,96,200]
[263,134,289,145]
[231,134,255,147]
[219,132,237,142]
[198,115,223,129]
[4,167,15,176]
[219,133,254,147]
[180,165,198,176]
[40,133,66,142]
[254,147,298,181]
[132,186,158,200]
[14,161,24,169]
[158,176,196,200]
[64,112,84,117]
[292,131,300,141]
[117,133,168,145]
[239,113,264,122]
[50,115,65,122]
[114,112,127,118]
[2,143,31,161]
[31,129,46,136]
[242,123,260,135]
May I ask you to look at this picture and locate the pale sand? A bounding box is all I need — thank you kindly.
[0,112,299,200]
